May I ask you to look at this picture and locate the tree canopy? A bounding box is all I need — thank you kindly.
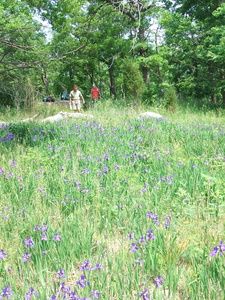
[1,0,225,108]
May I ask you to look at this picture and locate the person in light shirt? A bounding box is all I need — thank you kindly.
[69,85,85,113]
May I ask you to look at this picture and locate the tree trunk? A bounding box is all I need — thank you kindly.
[138,26,150,84]
[108,62,116,99]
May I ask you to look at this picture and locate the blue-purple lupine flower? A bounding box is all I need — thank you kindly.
[114,164,120,170]
[25,287,39,299]
[10,159,16,167]
[5,172,13,179]
[0,285,14,299]
[127,232,134,240]
[210,240,225,257]
[23,237,35,248]
[53,232,61,242]
[0,249,7,259]
[90,289,100,299]
[0,167,4,175]
[139,288,150,300]
[80,260,91,271]
[146,212,160,225]
[146,229,155,241]
[164,214,172,229]
[138,236,147,245]
[135,259,145,267]
[129,243,138,252]
[153,276,164,287]
[94,263,103,270]
[41,232,48,241]
[76,275,90,288]
[56,268,66,279]
[0,132,15,143]
[22,251,32,262]
[81,168,91,174]
[58,282,71,296]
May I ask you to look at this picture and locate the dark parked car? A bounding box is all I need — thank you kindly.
[43,96,55,102]
[61,91,70,100]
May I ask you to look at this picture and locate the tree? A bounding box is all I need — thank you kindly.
[0,0,52,105]
[161,1,225,106]
[89,0,162,84]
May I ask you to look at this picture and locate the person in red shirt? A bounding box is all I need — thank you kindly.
[91,84,100,108]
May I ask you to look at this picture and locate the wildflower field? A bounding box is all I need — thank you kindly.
[0,105,225,299]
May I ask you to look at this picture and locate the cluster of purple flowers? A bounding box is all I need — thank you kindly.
[146,212,160,225]
[0,285,14,299]
[79,260,103,271]
[210,240,225,257]
[51,281,100,299]
[0,249,7,259]
[25,287,39,299]
[20,224,61,262]
[0,132,15,143]
[139,276,164,299]
[128,229,155,253]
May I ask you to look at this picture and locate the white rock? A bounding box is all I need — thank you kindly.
[41,111,94,123]
[138,112,163,119]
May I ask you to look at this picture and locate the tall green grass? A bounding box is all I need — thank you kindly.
[0,103,225,299]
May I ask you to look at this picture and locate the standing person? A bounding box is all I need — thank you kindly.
[91,84,100,108]
[69,85,85,113]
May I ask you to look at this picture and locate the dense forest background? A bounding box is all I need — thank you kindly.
[1,0,225,109]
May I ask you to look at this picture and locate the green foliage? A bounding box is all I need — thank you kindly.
[121,59,146,102]
[163,84,178,110]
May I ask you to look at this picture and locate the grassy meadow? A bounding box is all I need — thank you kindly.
[0,102,225,299]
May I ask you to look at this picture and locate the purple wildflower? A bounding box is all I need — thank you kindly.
[25,287,39,299]
[81,168,91,174]
[80,260,91,271]
[5,172,13,179]
[0,249,7,259]
[114,164,120,170]
[153,275,164,287]
[127,232,134,240]
[146,212,160,225]
[139,288,150,300]
[22,251,32,262]
[41,232,48,241]
[0,133,15,143]
[40,223,48,231]
[10,159,16,167]
[23,237,35,248]
[53,232,61,242]
[56,268,66,279]
[146,229,155,241]
[0,285,14,299]
[129,243,138,252]
[76,275,90,288]
[135,259,145,267]
[164,214,172,229]
[138,236,147,245]
[90,289,100,299]
[210,240,225,257]
[94,263,103,270]
[0,167,4,175]
[58,282,71,295]
[103,165,109,174]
